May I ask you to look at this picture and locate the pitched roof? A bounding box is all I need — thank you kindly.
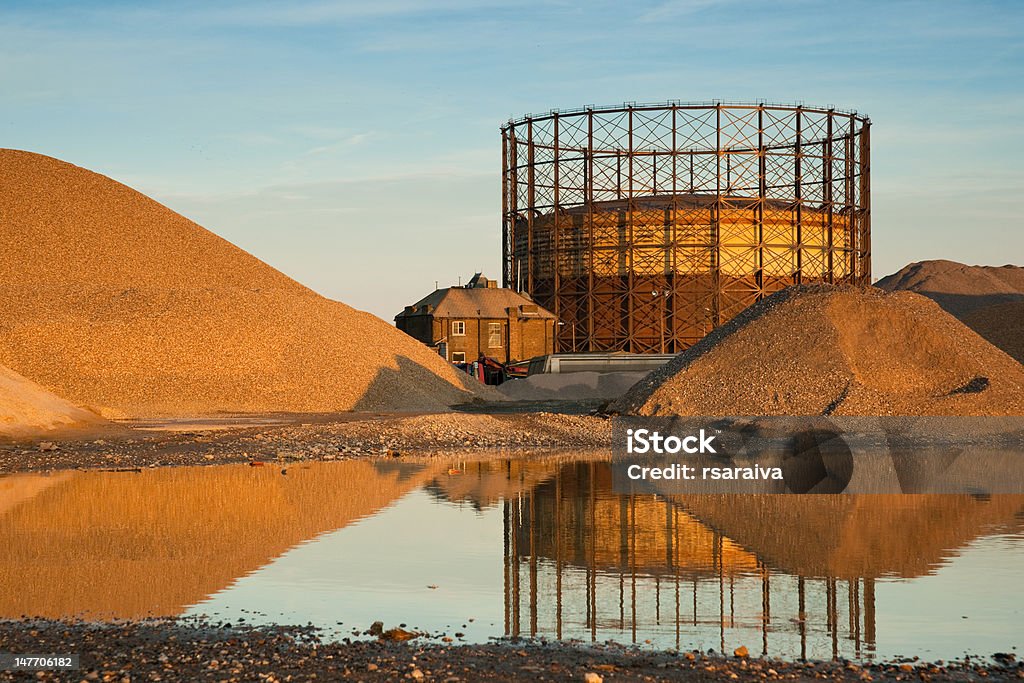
[397,286,556,320]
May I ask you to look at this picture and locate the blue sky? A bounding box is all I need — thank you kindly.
[3,0,1022,320]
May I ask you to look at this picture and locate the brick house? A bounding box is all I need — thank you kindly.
[395,273,556,364]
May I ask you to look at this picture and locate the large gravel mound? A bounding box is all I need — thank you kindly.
[613,285,1024,416]
[0,149,486,417]
[876,259,1024,317]
[877,260,1024,363]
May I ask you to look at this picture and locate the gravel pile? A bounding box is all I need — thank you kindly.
[877,259,1024,317]
[0,364,104,438]
[614,285,1024,416]
[963,301,1024,363]
[877,260,1024,363]
[0,149,488,417]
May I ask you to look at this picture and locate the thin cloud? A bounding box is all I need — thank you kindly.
[174,0,506,27]
[635,0,735,23]
[304,132,374,156]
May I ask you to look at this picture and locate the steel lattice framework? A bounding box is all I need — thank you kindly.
[502,101,871,353]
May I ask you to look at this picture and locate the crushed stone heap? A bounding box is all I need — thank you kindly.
[0,149,487,417]
[878,260,1024,363]
[614,285,1024,417]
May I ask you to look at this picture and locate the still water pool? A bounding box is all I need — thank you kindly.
[1,456,1021,662]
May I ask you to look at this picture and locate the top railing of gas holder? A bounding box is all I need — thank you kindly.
[502,100,870,131]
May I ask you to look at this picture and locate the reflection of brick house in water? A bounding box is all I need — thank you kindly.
[395,273,556,364]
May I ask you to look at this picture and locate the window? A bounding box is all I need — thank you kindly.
[488,322,502,348]
[451,320,465,336]
[451,351,466,363]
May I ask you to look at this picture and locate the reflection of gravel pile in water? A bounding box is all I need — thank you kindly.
[0,149,488,417]
[498,371,646,401]
[0,364,105,438]
[613,285,1024,416]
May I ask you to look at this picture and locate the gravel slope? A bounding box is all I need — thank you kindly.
[614,285,1024,416]
[0,364,105,438]
[0,149,489,417]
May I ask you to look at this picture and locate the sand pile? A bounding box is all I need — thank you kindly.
[498,371,646,401]
[0,364,105,438]
[877,260,1024,317]
[615,285,1024,416]
[0,149,487,416]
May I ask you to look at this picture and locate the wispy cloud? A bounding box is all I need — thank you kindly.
[86,0,508,28]
[635,0,736,23]
[304,132,375,156]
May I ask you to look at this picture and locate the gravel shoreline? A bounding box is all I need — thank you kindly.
[1,620,1020,682]
[0,409,612,474]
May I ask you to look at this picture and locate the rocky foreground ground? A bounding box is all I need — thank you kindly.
[0,621,1020,683]
[0,409,610,473]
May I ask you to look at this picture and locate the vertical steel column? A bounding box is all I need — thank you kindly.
[794,108,803,284]
[713,104,722,326]
[670,106,679,351]
[845,114,857,279]
[689,147,694,191]
[586,110,596,351]
[527,119,535,293]
[552,114,562,342]
[502,128,510,288]
[627,107,636,351]
[652,150,658,195]
[757,105,766,296]
[825,109,835,283]
[509,127,520,290]
[616,152,622,200]
[859,121,872,284]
